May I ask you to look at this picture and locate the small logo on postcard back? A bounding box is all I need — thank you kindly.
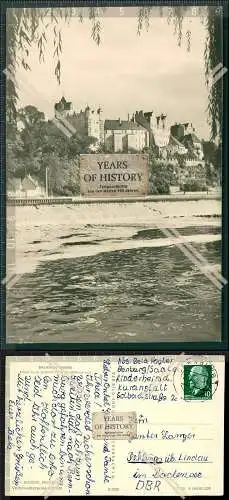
[183,365,212,400]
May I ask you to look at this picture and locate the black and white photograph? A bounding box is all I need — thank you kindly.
[5,5,225,344]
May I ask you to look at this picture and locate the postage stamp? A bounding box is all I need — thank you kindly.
[92,411,137,440]
[183,364,212,400]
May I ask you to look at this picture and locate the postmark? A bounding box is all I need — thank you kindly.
[92,411,137,440]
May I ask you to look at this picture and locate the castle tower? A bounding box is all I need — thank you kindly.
[97,107,104,143]
[160,114,167,129]
[54,96,72,118]
[84,106,103,142]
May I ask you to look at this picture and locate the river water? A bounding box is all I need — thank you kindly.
[6,200,221,343]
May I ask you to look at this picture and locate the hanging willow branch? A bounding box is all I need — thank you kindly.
[6,7,106,124]
[205,8,223,140]
[6,6,223,140]
[136,5,223,141]
[137,7,152,35]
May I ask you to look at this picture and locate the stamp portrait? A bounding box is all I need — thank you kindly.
[183,364,212,400]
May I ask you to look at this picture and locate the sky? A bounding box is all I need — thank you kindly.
[14,7,211,139]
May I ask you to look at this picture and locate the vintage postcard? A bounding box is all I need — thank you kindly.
[5,5,226,345]
[5,354,224,496]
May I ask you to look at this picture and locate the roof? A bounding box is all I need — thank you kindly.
[182,133,202,145]
[55,96,72,111]
[169,135,187,149]
[104,119,146,131]
[21,175,39,190]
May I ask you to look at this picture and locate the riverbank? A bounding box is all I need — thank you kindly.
[7,192,221,205]
[9,198,221,228]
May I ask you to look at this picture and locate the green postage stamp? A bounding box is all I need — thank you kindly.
[183,365,212,400]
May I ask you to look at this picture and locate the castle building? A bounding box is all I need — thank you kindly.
[104,119,149,152]
[167,135,188,157]
[171,122,204,160]
[54,96,73,117]
[181,132,204,160]
[53,98,204,163]
[133,110,170,148]
[54,98,104,143]
[86,106,104,143]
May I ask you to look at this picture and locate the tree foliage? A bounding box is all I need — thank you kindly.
[149,155,177,194]
[6,126,24,178]
[7,104,96,195]
[202,139,222,184]
[5,6,225,141]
